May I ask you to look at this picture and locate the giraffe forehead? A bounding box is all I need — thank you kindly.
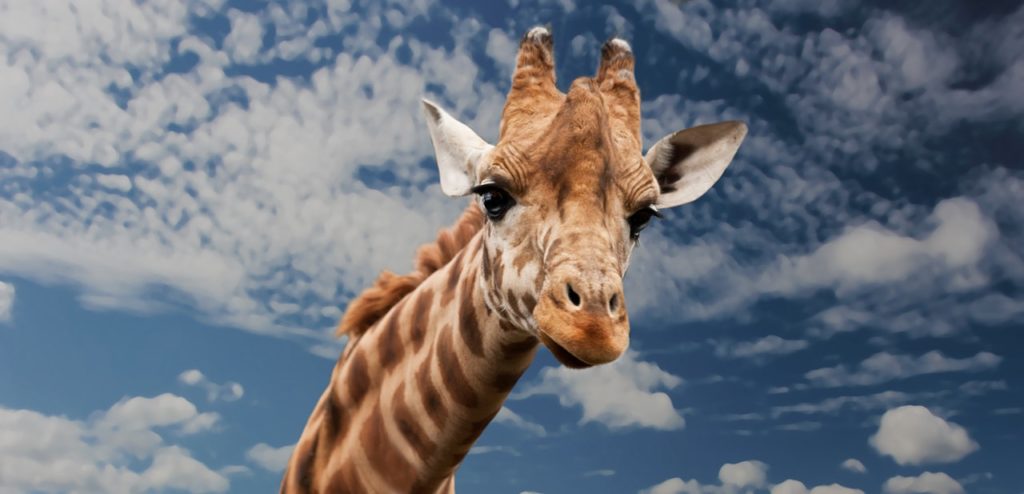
[487,81,654,208]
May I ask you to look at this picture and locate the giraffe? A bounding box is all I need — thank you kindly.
[281,26,746,493]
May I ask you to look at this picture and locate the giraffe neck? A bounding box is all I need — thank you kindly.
[282,233,539,493]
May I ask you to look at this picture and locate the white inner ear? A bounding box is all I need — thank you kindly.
[422,99,494,197]
[644,121,747,209]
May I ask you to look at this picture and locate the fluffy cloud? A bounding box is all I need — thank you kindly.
[870,406,978,465]
[138,447,231,493]
[97,393,220,436]
[178,369,244,402]
[223,9,265,64]
[246,442,295,473]
[771,481,865,494]
[760,199,994,297]
[883,472,964,494]
[0,0,506,352]
[772,480,810,494]
[485,28,518,77]
[839,458,866,474]
[0,394,230,493]
[639,477,705,494]
[638,461,766,494]
[642,461,860,494]
[493,406,546,437]
[2,0,1022,371]
[806,351,1001,388]
[0,280,13,322]
[719,460,768,488]
[625,157,1015,341]
[514,351,685,430]
[620,0,1024,352]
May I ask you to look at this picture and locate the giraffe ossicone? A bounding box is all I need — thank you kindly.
[281,26,747,493]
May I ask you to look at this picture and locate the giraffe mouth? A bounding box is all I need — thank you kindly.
[538,331,593,369]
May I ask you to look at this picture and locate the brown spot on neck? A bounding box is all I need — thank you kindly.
[359,404,417,491]
[377,302,405,371]
[392,381,436,461]
[409,289,434,351]
[418,347,448,430]
[436,326,480,409]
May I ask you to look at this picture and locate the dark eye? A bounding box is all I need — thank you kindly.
[627,206,661,240]
[473,185,516,220]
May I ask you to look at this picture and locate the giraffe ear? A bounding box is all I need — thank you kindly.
[422,99,494,197]
[644,121,747,208]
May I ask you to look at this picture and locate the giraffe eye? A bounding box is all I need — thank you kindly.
[627,206,661,240]
[473,185,516,221]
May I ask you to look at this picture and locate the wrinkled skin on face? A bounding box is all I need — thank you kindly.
[424,28,747,369]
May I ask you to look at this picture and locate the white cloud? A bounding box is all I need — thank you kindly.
[883,472,964,494]
[0,280,13,322]
[584,469,616,477]
[624,158,1014,339]
[98,393,220,436]
[0,0,508,352]
[714,335,808,360]
[140,446,230,493]
[719,460,768,488]
[570,33,599,59]
[1,0,1020,373]
[806,351,1001,388]
[223,9,264,64]
[94,174,133,192]
[771,481,865,494]
[485,28,517,77]
[245,442,295,473]
[639,0,713,53]
[639,461,766,494]
[772,480,809,494]
[639,477,705,494]
[0,394,228,493]
[644,461,863,494]
[870,406,978,466]
[468,445,520,456]
[809,485,865,494]
[620,1,1024,347]
[761,199,994,297]
[514,351,684,430]
[494,406,546,437]
[839,458,866,474]
[601,5,633,39]
[178,369,244,402]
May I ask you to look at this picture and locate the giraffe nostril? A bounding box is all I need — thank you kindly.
[566,283,581,307]
[608,293,619,313]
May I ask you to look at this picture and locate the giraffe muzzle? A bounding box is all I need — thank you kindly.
[533,269,630,368]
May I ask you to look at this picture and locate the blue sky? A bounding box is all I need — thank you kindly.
[0,0,1022,493]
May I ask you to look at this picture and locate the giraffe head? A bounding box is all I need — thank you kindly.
[423,27,746,368]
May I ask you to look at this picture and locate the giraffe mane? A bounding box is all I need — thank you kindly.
[335,203,485,337]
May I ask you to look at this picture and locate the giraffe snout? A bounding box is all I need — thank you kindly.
[562,277,623,317]
[534,268,630,368]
